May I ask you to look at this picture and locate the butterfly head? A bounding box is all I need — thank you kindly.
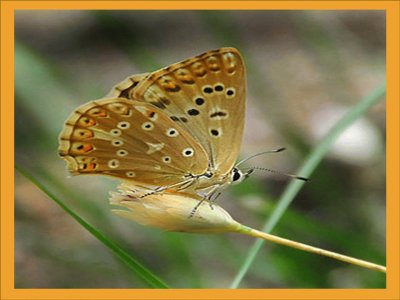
[230,167,254,185]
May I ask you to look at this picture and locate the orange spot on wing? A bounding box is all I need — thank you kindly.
[79,117,97,127]
[75,143,94,153]
[86,162,97,170]
[82,144,93,152]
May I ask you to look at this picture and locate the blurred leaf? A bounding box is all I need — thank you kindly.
[231,82,385,288]
[15,165,169,289]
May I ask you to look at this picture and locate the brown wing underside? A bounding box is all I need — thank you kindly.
[109,48,246,175]
[59,98,209,187]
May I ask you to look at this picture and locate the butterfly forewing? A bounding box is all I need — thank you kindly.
[130,48,246,175]
[106,72,150,99]
[59,98,209,187]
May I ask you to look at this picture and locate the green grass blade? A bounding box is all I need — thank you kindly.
[15,165,169,289]
[230,83,386,288]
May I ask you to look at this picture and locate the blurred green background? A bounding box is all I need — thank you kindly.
[14,10,386,288]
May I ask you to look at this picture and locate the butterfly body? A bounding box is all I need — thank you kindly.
[59,47,247,197]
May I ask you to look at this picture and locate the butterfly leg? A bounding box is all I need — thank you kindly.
[188,191,222,218]
[205,189,221,211]
[210,192,221,203]
[139,178,195,198]
[205,185,222,202]
[189,197,208,218]
[189,186,222,218]
[175,177,199,192]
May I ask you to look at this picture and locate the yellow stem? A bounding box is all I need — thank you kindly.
[238,226,386,273]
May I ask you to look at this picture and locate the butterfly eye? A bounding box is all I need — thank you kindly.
[231,168,243,184]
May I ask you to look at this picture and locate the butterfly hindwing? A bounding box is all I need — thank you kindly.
[59,98,209,187]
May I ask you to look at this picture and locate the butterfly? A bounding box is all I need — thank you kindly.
[59,47,252,199]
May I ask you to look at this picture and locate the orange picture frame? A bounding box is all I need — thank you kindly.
[1,1,399,299]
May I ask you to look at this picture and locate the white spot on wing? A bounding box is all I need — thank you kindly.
[166,128,179,137]
[226,87,236,98]
[117,149,128,157]
[142,121,154,131]
[108,159,120,169]
[146,142,165,154]
[162,156,171,163]
[134,106,148,115]
[117,121,130,129]
[112,139,123,147]
[149,112,158,121]
[110,128,122,136]
[182,147,194,157]
[126,171,136,177]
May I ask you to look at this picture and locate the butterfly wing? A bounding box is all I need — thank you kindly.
[106,72,150,99]
[59,98,209,187]
[128,48,246,175]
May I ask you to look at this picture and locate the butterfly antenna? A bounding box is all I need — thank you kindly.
[246,166,309,182]
[235,147,286,168]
